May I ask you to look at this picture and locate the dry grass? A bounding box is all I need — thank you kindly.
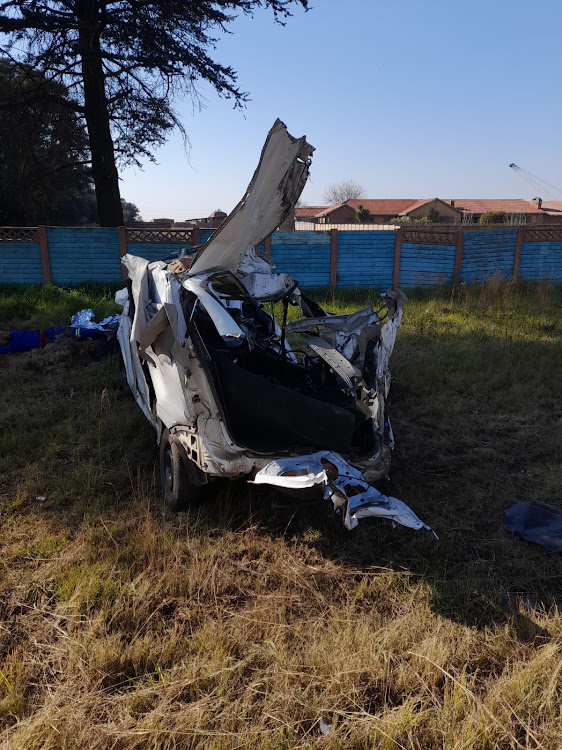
[1,279,562,749]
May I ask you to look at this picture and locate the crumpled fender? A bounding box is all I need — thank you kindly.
[253,450,435,534]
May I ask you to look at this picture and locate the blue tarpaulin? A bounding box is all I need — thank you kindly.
[0,308,119,355]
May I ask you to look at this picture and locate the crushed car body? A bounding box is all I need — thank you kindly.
[116,118,431,534]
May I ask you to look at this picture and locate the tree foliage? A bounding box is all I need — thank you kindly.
[355,203,371,223]
[121,199,142,224]
[389,216,434,225]
[0,0,308,226]
[322,179,366,205]
[0,57,94,225]
[480,210,507,224]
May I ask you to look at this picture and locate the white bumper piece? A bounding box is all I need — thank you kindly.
[253,451,433,534]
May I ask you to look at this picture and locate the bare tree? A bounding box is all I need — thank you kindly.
[322,179,366,205]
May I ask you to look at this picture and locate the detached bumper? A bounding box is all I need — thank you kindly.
[253,451,434,534]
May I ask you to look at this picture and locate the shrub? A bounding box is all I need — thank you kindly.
[355,203,371,223]
[479,210,507,224]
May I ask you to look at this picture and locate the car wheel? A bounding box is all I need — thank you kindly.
[159,430,206,512]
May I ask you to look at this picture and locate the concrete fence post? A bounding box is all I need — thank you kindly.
[453,229,464,284]
[263,233,272,262]
[329,228,338,289]
[512,227,524,282]
[36,225,51,283]
[392,227,403,288]
[118,226,128,280]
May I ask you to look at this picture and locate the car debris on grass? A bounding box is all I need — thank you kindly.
[116,118,432,535]
[0,308,119,355]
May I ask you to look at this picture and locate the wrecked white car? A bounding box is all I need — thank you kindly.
[116,119,431,534]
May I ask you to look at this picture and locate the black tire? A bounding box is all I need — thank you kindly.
[159,430,207,512]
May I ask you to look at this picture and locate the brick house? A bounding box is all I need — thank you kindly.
[188,209,227,229]
[295,198,562,226]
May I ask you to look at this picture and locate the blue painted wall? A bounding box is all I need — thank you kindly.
[199,229,214,244]
[337,231,394,288]
[0,242,44,284]
[49,227,121,284]
[519,241,562,282]
[460,229,516,283]
[270,230,331,287]
[3,226,562,288]
[399,243,456,287]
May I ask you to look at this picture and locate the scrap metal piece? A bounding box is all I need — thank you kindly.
[236,247,296,300]
[182,274,245,346]
[253,451,433,534]
[189,119,314,276]
[300,334,362,390]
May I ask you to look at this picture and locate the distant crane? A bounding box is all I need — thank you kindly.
[508,163,562,202]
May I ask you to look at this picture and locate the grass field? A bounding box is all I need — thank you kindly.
[1,279,562,749]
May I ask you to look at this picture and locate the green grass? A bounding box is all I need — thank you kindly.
[1,279,562,749]
[0,282,121,331]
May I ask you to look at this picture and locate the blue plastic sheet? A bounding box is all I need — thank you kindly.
[503,501,562,552]
[0,326,64,354]
[0,307,118,355]
[0,330,41,354]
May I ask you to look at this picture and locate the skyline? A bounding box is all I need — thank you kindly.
[119,0,562,221]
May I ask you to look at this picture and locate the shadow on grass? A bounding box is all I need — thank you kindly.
[190,479,555,643]
[186,325,562,637]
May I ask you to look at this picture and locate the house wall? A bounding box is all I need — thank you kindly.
[320,205,356,224]
[407,200,461,223]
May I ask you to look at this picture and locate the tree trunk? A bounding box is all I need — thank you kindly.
[76,0,123,227]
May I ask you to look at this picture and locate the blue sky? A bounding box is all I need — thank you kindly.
[119,0,562,221]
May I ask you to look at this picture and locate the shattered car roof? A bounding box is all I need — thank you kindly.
[189,118,314,276]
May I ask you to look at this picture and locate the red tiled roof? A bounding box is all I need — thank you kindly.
[298,198,562,219]
[315,202,350,216]
[398,199,432,213]
[449,199,545,214]
[534,201,562,215]
[348,198,546,216]
[295,205,328,218]
[345,199,419,215]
